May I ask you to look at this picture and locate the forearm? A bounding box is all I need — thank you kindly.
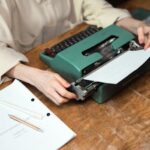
[116,17,142,34]
[6,63,40,86]
[116,17,150,49]
[6,63,76,105]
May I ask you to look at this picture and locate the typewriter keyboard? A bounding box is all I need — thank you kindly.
[45,25,102,57]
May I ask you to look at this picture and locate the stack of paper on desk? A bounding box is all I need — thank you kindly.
[0,80,76,150]
[84,48,150,84]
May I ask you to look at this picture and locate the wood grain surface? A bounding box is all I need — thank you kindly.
[0,1,150,150]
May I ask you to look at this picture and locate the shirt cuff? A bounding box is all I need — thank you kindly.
[0,46,28,84]
[86,8,131,28]
[100,9,131,27]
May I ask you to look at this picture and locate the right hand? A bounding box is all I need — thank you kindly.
[31,70,77,105]
[7,63,76,105]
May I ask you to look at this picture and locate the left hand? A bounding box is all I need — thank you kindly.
[137,22,150,49]
[116,17,150,49]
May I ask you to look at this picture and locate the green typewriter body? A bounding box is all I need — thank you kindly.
[40,25,150,103]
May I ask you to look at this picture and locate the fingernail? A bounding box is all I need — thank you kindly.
[140,40,144,44]
[144,46,147,50]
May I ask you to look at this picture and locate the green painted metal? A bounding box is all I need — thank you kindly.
[40,25,135,103]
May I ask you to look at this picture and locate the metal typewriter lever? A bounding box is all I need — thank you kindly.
[68,40,144,101]
[68,79,101,101]
[129,40,143,51]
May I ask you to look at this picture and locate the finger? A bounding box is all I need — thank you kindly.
[46,89,69,105]
[54,74,70,88]
[144,33,150,49]
[137,27,145,44]
[44,89,60,105]
[54,82,77,99]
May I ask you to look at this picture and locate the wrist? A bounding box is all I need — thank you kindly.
[7,63,41,86]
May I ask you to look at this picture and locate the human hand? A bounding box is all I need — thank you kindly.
[137,22,150,49]
[116,17,150,49]
[7,63,76,105]
[31,70,77,105]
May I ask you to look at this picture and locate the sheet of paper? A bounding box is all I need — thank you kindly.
[0,80,76,150]
[84,48,150,84]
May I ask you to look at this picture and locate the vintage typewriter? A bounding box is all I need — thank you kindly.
[40,25,150,103]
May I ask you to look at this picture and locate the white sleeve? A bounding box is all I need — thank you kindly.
[82,0,131,27]
[0,1,28,84]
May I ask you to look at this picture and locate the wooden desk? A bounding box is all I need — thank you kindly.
[1,23,150,150]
